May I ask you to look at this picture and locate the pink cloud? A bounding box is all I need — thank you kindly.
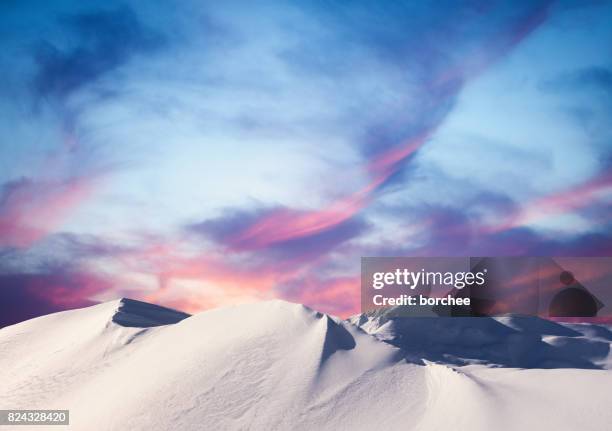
[490,171,612,232]
[32,272,114,308]
[0,177,98,248]
[227,135,427,250]
[279,275,361,317]
[223,4,553,253]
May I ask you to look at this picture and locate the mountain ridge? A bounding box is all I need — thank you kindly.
[2,299,612,430]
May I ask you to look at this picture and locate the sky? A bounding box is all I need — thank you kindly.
[1,0,611,325]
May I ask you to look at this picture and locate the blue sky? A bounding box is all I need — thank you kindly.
[1,0,611,323]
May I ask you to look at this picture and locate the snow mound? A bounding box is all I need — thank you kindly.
[2,299,612,430]
[349,307,612,369]
[0,300,423,430]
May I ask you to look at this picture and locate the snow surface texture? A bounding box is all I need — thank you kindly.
[349,306,612,369]
[1,299,611,430]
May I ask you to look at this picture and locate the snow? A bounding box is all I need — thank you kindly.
[111,298,191,327]
[1,299,611,430]
[350,307,612,369]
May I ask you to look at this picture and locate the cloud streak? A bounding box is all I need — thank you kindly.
[489,170,612,233]
[3,0,611,323]
[206,2,554,255]
[0,177,99,248]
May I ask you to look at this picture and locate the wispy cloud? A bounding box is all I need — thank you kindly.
[190,1,555,262]
[490,170,612,232]
[33,6,164,102]
[2,0,611,321]
[0,176,99,248]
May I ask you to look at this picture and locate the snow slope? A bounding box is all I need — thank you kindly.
[350,307,612,369]
[1,299,612,430]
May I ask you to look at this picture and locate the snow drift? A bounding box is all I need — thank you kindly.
[350,306,612,369]
[1,299,611,430]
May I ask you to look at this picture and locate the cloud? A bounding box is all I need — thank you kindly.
[209,1,555,256]
[0,232,134,276]
[541,66,612,94]
[8,0,610,325]
[0,7,150,252]
[0,177,99,248]
[0,271,111,327]
[191,204,369,255]
[32,6,164,101]
[384,198,612,258]
[489,170,612,233]
[276,274,360,317]
[139,2,562,317]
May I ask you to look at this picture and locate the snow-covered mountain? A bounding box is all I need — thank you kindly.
[1,299,611,430]
[350,306,612,369]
